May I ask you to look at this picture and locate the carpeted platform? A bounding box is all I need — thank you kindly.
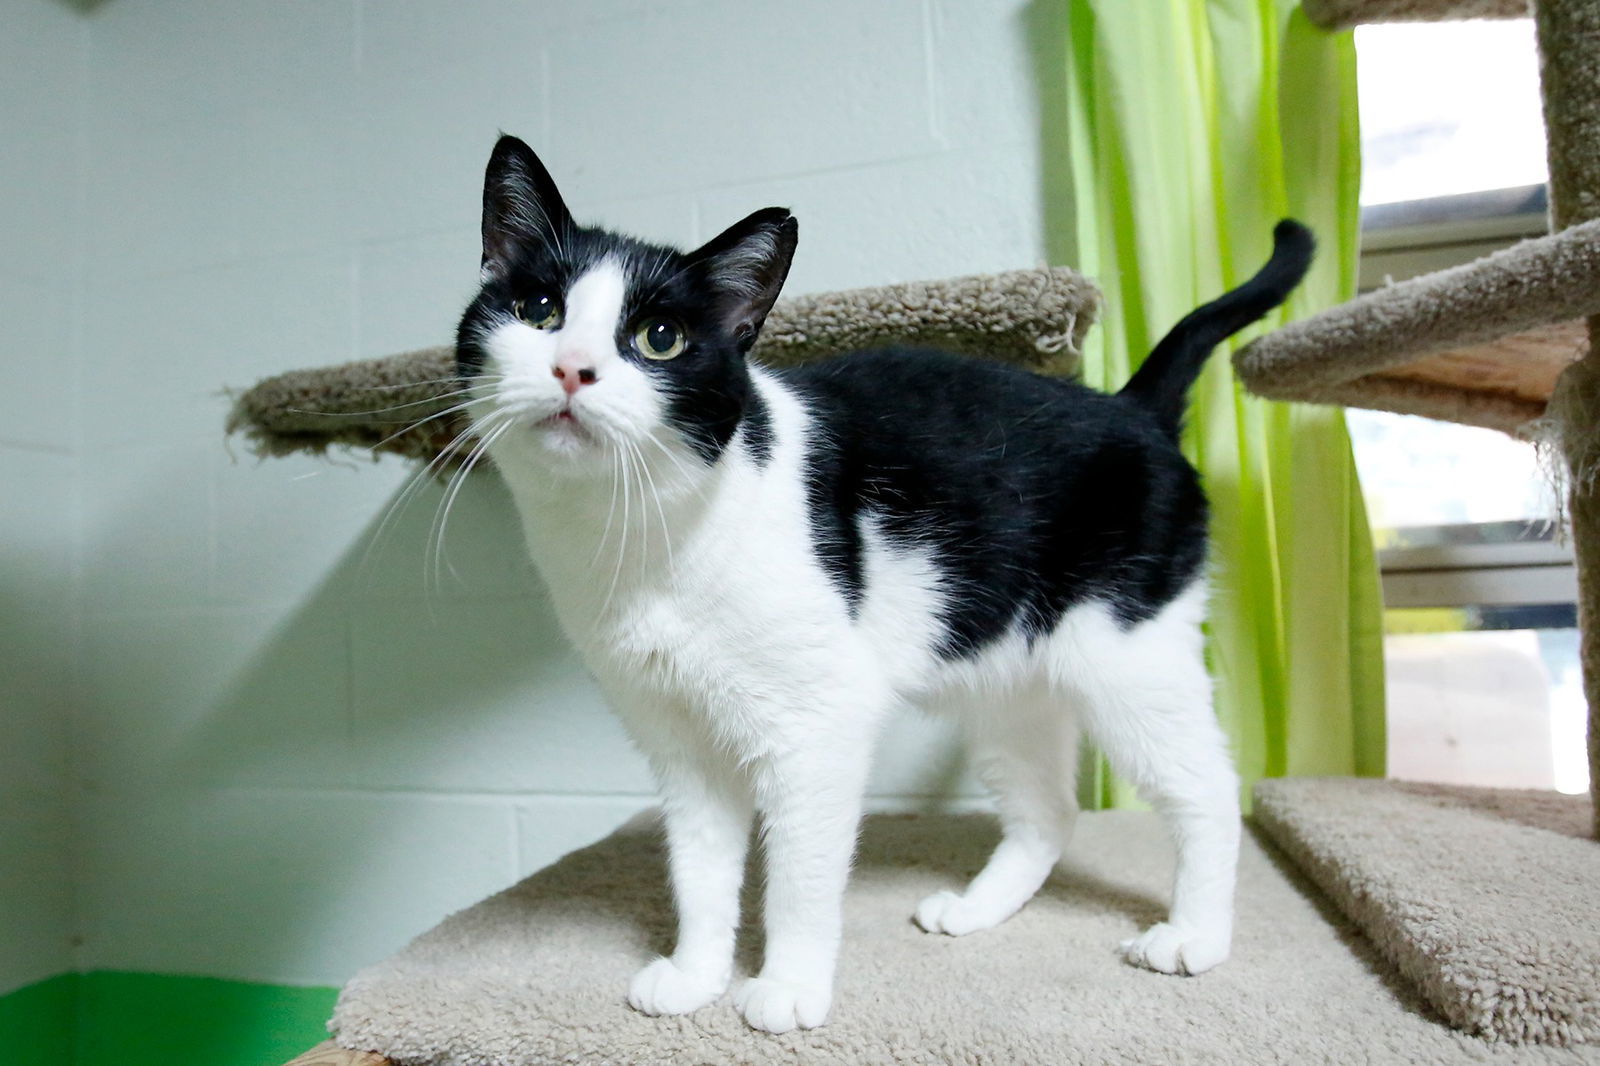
[1254,777,1600,1046]
[226,266,1099,465]
[327,807,1600,1065]
[1231,220,1600,433]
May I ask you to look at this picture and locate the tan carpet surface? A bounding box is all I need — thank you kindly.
[1254,778,1600,1046]
[329,809,1599,1065]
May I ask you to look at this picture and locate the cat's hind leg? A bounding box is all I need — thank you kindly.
[1055,586,1240,977]
[915,691,1079,936]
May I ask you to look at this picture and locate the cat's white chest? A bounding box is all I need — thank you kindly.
[604,592,706,681]
[512,495,778,684]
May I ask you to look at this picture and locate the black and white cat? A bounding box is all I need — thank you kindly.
[454,135,1312,1034]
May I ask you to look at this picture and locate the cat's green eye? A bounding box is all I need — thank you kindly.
[512,293,563,330]
[633,317,687,361]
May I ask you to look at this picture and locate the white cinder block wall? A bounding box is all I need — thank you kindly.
[53,0,1047,988]
[0,0,86,996]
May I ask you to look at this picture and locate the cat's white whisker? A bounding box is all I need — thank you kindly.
[639,253,701,308]
[596,439,635,626]
[287,386,481,420]
[629,437,674,574]
[644,468,667,570]
[429,415,510,592]
[624,441,650,576]
[590,442,624,569]
[368,393,501,454]
[355,413,493,596]
[641,429,708,499]
[356,373,506,393]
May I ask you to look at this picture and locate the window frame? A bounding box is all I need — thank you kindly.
[1356,184,1574,612]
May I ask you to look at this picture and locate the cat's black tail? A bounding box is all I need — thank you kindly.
[1118,219,1315,436]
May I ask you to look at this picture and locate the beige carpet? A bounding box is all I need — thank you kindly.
[1254,777,1600,1046]
[329,807,1600,1065]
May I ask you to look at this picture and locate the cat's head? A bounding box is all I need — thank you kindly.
[455,135,797,473]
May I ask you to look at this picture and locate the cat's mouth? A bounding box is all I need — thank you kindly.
[536,406,595,441]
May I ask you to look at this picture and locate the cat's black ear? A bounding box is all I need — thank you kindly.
[689,207,798,351]
[481,134,573,278]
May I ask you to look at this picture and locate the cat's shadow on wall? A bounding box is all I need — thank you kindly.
[160,457,978,981]
[172,460,980,801]
[168,461,598,791]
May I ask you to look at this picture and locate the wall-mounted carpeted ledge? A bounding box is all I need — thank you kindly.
[1232,219,1600,434]
[226,267,1099,466]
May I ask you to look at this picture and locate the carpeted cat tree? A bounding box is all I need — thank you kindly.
[1235,0,1600,840]
[234,2,1600,1061]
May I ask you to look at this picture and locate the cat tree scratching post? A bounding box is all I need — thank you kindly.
[1237,0,1600,835]
[1536,0,1600,835]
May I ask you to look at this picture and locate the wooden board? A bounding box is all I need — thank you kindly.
[1376,318,1588,406]
[282,1041,390,1066]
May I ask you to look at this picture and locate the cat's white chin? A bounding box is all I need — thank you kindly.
[484,414,630,487]
[530,413,604,458]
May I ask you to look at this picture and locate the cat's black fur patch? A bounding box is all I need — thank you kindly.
[781,221,1314,658]
[737,387,774,466]
[783,347,1208,657]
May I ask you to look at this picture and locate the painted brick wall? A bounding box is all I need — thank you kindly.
[0,0,86,998]
[57,0,1046,988]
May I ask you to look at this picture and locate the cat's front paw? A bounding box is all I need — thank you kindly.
[1119,921,1230,976]
[627,957,728,1016]
[914,888,1008,936]
[733,976,831,1034]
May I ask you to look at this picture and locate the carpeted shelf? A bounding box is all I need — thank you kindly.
[1253,777,1600,1046]
[319,804,1600,1065]
[226,266,1100,466]
[1231,220,1600,434]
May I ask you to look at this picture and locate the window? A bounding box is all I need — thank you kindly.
[1357,20,1547,207]
[1377,523,1586,794]
[1350,18,1587,795]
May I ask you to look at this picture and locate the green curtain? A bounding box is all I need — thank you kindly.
[1048,0,1387,809]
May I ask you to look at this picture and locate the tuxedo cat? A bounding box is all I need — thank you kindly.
[454,134,1312,1034]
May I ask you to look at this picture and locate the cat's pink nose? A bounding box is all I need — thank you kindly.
[553,359,597,396]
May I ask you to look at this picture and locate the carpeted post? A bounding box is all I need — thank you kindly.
[1535,0,1600,836]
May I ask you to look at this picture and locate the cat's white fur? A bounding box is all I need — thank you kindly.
[472,259,1241,1034]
